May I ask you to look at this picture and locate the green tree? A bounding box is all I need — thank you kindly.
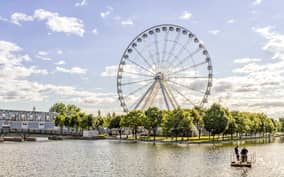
[124,110,145,140]
[54,113,65,134]
[144,107,163,143]
[231,111,251,138]
[162,108,193,141]
[50,102,67,134]
[203,103,230,140]
[279,118,284,132]
[49,102,66,113]
[190,107,203,139]
[109,115,123,139]
[93,117,104,133]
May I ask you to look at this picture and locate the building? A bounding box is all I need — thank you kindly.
[0,109,57,129]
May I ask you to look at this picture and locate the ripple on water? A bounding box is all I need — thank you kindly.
[0,139,284,177]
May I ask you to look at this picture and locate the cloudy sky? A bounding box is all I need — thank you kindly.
[0,0,283,117]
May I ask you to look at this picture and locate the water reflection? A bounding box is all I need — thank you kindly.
[0,138,283,177]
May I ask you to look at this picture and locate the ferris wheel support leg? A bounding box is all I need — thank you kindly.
[163,82,178,109]
[159,80,170,110]
[142,81,159,110]
[134,81,156,110]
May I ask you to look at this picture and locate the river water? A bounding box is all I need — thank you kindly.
[0,138,284,177]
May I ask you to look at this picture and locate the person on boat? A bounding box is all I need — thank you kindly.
[240,147,248,162]
[234,145,239,161]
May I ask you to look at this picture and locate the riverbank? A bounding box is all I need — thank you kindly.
[1,133,283,144]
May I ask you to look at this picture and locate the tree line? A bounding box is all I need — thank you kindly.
[50,102,281,141]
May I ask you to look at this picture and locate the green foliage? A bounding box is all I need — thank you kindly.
[109,115,122,129]
[123,110,146,139]
[144,107,163,131]
[203,103,230,135]
[50,101,279,137]
[163,108,193,138]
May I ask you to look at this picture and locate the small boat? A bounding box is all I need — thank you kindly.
[230,152,256,168]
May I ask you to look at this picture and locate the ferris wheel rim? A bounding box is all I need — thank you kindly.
[117,24,213,112]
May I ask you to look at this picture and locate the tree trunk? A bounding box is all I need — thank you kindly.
[198,129,201,140]
[153,129,156,144]
[60,126,63,135]
[119,129,122,139]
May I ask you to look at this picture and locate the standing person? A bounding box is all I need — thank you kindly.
[234,145,240,161]
[241,147,248,162]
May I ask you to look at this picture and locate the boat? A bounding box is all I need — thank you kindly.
[230,152,256,168]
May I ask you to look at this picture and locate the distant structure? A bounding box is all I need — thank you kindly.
[0,108,57,129]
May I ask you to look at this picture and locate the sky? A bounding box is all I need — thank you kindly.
[0,0,283,117]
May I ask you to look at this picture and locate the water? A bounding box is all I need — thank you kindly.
[1,138,284,177]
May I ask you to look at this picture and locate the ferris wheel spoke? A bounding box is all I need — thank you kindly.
[169,60,207,75]
[159,80,170,110]
[121,78,153,86]
[124,80,153,98]
[133,47,154,70]
[167,82,196,106]
[161,31,169,67]
[123,71,154,78]
[167,79,205,95]
[168,76,208,79]
[164,33,181,64]
[166,38,191,68]
[126,58,155,75]
[172,48,202,69]
[148,50,158,69]
[154,33,161,68]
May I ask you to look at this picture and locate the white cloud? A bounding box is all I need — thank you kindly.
[0,40,116,113]
[179,11,192,20]
[0,40,48,80]
[11,12,34,26]
[208,30,221,35]
[100,6,113,18]
[0,16,9,22]
[37,51,48,56]
[226,19,236,24]
[252,0,263,5]
[234,57,262,63]
[253,26,284,61]
[56,66,87,75]
[207,27,284,117]
[233,62,266,73]
[33,9,85,37]
[36,51,52,61]
[75,0,88,7]
[54,60,65,65]
[92,28,98,35]
[57,50,63,55]
[101,65,117,77]
[121,19,134,25]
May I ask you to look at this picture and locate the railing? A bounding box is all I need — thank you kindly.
[230,151,256,163]
[0,128,82,136]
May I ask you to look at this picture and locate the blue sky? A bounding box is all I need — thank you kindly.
[0,0,283,117]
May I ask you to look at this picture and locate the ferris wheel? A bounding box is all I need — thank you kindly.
[117,24,213,112]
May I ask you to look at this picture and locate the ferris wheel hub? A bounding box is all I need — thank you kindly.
[154,72,164,81]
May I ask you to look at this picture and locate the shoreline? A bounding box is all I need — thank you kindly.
[0,134,281,145]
